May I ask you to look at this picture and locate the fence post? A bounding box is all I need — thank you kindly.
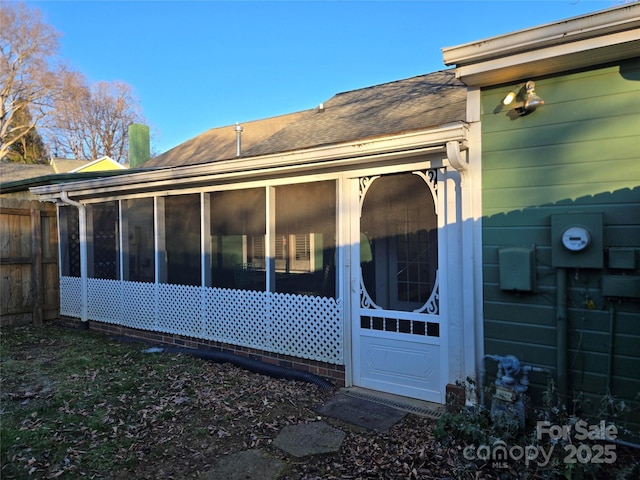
[30,201,43,327]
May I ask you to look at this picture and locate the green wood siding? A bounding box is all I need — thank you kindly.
[481,59,640,436]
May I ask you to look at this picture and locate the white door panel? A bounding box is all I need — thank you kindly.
[359,334,441,401]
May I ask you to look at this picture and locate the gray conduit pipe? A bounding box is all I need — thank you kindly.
[556,268,568,401]
[59,192,88,322]
[607,305,615,395]
[147,346,335,390]
[612,437,640,450]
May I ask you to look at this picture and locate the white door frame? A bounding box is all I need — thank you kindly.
[347,162,455,403]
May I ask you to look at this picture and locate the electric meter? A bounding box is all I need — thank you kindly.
[561,226,591,252]
[551,214,602,268]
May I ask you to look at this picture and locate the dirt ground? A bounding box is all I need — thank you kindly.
[1,323,638,479]
[1,323,444,479]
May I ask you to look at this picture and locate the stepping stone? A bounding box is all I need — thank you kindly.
[317,393,406,431]
[201,449,285,480]
[273,421,345,458]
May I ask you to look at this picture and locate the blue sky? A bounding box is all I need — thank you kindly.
[26,0,622,154]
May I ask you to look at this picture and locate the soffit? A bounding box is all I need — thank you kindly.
[457,32,640,87]
[442,3,640,87]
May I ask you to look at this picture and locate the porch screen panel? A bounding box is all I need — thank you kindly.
[360,173,437,311]
[274,181,336,298]
[165,194,201,286]
[210,188,266,291]
[125,198,155,283]
[59,206,80,277]
[90,201,118,280]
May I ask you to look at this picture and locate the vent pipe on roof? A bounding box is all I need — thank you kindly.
[234,123,243,157]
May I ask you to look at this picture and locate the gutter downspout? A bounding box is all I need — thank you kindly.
[447,140,476,402]
[606,304,615,395]
[447,140,468,172]
[59,192,88,322]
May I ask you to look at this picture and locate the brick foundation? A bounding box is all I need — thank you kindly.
[61,317,345,387]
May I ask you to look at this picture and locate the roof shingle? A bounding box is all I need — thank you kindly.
[145,69,465,168]
[0,162,54,183]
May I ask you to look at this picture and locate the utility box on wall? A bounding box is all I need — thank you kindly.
[499,247,536,292]
[603,275,640,299]
[551,213,603,268]
[608,248,637,270]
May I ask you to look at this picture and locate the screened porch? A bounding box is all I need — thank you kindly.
[57,179,344,365]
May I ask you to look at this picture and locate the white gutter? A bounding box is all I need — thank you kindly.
[442,3,640,87]
[442,3,640,66]
[454,30,640,87]
[30,123,468,200]
[59,192,88,322]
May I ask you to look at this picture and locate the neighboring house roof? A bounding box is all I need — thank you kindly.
[0,162,54,183]
[51,156,127,173]
[51,158,92,173]
[1,156,131,196]
[0,156,125,186]
[68,156,127,173]
[146,69,466,168]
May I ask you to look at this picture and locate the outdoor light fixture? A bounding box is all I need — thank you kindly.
[502,80,544,116]
[502,90,517,106]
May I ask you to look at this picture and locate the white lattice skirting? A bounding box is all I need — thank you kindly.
[60,276,344,365]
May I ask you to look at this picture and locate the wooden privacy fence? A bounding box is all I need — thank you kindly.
[0,198,59,326]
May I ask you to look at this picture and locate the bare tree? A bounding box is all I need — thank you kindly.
[48,72,145,163]
[47,70,91,160]
[0,1,61,161]
[2,2,147,164]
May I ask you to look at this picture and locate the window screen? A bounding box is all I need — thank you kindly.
[274,181,336,297]
[165,194,201,286]
[360,173,437,311]
[210,188,266,290]
[124,198,155,283]
[59,206,80,277]
[89,201,118,280]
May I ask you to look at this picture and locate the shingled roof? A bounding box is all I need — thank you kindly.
[0,162,54,183]
[0,158,93,183]
[145,69,466,168]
